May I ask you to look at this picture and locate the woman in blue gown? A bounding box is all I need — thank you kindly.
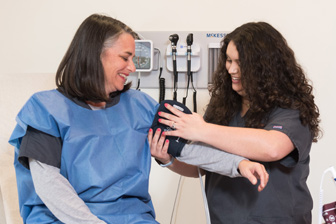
[9,14,159,224]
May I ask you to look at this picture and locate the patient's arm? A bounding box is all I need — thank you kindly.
[177,142,244,177]
[177,142,269,191]
[29,158,106,224]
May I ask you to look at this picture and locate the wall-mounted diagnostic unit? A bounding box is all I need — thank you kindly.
[129,31,227,90]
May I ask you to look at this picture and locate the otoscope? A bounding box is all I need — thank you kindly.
[182,33,197,112]
[186,33,193,68]
[169,34,179,101]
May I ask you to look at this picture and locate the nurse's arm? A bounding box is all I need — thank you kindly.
[160,103,294,162]
[198,125,294,162]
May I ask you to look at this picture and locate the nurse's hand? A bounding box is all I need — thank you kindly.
[148,128,172,164]
[238,160,269,192]
[158,103,206,142]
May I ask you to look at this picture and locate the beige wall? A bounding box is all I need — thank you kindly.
[1,0,336,223]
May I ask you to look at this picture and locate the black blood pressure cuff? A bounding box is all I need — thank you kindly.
[151,100,192,157]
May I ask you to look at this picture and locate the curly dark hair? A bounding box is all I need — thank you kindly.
[205,22,321,142]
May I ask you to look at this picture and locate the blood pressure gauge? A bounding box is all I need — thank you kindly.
[133,40,153,72]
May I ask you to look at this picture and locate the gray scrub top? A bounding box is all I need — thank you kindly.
[205,107,313,224]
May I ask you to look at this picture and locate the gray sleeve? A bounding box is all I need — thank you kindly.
[176,142,245,177]
[29,158,106,224]
[264,108,312,167]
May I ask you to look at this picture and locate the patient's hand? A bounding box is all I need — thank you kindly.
[238,160,269,192]
[148,128,171,164]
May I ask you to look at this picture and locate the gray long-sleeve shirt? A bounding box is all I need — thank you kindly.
[178,142,245,177]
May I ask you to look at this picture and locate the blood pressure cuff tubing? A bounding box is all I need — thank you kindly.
[150,100,192,157]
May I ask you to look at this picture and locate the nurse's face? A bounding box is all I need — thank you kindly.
[101,33,136,95]
[225,41,246,97]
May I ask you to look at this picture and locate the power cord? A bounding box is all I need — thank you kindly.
[155,48,165,103]
[136,72,141,91]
